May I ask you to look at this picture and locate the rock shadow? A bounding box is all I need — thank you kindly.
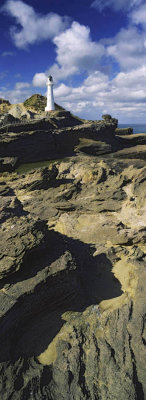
[0,230,122,362]
[0,186,28,224]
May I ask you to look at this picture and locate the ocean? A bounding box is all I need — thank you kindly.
[118,124,146,134]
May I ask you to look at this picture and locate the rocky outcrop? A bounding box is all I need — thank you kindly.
[0,147,145,399]
[0,98,11,114]
[0,109,82,133]
[8,104,37,121]
[0,113,20,127]
[115,127,133,135]
[0,117,118,164]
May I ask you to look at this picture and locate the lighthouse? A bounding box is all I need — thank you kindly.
[45,75,55,112]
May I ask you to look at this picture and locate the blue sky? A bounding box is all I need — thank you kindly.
[0,0,146,122]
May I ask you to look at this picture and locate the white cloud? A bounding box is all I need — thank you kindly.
[32,73,47,87]
[0,86,32,104]
[91,0,144,12]
[1,0,70,49]
[53,67,146,122]
[15,81,30,89]
[54,22,104,68]
[32,21,105,84]
[54,83,72,97]
[47,22,105,81]
[32,9,146,87]
[131,3,146,26]
[31,11,146,122]
[114,66,146,89]
[48,63,78,81]
[106,26,146,70]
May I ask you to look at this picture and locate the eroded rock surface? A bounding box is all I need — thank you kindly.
[0,143,145,400]
[0,115,118,165]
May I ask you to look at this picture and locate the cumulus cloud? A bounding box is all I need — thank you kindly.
[32,21,105,84]
[53,67,146,121]
[49,22,105,80]
[54,22,104,68]
[53,83,72,97]
[106,26,146,70]
[33,19,146,86]
[91,0,144,12]
[131,3,146,26]
[32,73,47,87]
[1,0,70,48]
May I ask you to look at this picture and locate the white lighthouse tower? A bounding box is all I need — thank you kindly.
[45,75,55,112]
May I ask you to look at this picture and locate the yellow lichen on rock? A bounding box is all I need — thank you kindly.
[99,293,128,314]
[81,170,94,183]
[38,338,57,366]
[112,257,138,297]
[38,323,73,366]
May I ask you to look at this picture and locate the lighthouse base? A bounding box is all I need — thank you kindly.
[45,106,55,112]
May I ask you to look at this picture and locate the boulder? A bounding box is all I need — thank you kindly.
[0,98,11,114]
[9,104,37,120]
[0,113,20,127]
[115,127,133,135]
[0,157,18,172]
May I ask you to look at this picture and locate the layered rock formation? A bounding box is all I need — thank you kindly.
[0,100,146,399]
[0,98,118,166]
